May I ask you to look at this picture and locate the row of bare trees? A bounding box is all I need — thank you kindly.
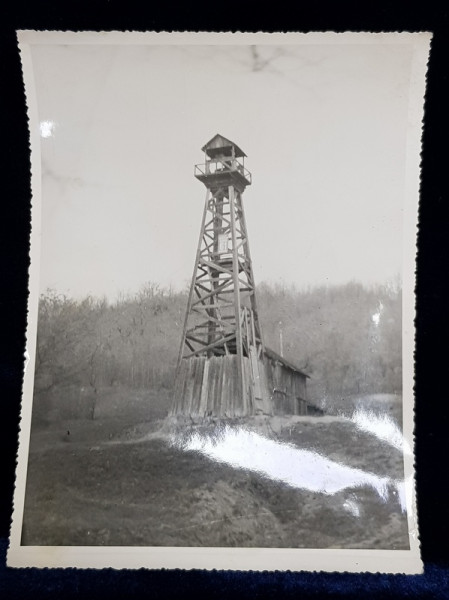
[257,280,402,401]
[33,280,401,418]
[35,283,183,393]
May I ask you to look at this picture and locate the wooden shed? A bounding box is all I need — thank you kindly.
[263,348,322,416]
[171,348,322,418]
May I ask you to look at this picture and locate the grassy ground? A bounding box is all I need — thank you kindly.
[21,391,409,549]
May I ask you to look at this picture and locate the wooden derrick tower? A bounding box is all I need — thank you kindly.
[172,134,272,417]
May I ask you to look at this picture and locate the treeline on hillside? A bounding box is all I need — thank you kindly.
[33,280,401,415]
[256,281,401,403]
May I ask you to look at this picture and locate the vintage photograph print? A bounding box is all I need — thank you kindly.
[9,31,430,572]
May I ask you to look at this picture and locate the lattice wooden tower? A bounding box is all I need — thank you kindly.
[172,134,271,417]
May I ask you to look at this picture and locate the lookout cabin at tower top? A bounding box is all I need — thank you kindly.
[194,133,252,191]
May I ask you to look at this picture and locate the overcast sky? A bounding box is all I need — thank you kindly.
[29,37,416,300]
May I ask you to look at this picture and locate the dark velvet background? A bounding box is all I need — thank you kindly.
[1,3,448,598]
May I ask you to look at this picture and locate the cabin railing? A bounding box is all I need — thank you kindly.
[194,158,252,184]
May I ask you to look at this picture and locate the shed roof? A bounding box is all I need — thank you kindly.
[264,347,310,378]
[201,134,247,159]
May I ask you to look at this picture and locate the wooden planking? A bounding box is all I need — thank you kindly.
[192,358,204,413]
[172,351,315,418]
[242,358,251,416]
[257,357,273,415]
[262,353,308,416]
[198,358,210,416]
[172,355,270,417]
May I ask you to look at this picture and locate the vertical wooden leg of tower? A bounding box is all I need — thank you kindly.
[229,185,246,408]
[175,190,210,375]
[237,190,264,350]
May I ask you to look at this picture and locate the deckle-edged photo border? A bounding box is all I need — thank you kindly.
[8,30,430,573]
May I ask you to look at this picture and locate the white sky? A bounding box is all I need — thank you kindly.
[30,39,415,300]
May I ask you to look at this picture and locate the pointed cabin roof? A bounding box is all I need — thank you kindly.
[201,134,247,159]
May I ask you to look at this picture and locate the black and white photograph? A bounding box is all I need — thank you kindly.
[8,31,430,572]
